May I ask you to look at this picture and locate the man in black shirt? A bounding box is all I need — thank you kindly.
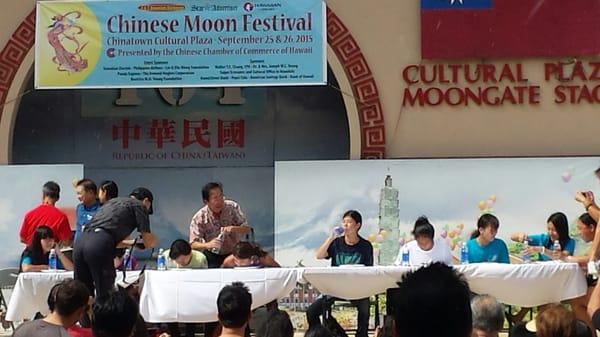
[73,187,157,297]
[306,210,373,337]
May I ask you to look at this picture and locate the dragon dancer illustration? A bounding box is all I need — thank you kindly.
[47,11,88,74]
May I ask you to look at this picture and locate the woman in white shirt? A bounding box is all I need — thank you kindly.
[395,216,453,266]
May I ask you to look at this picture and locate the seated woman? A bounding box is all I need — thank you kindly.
[394,216,452,266]
[467,214,510,263]
[511,212,576,261]
[20,225,73,272]
[221,242,280,268]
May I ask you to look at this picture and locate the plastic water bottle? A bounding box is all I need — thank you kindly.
[48,249,57,270]
[460,242,469,265]
[553,240,561,260]
[333,226,345,237]
[123,248,133,271]
[401,245,410,266]
[210,232,225,254]
[522,240,531,263]
[157,248,167,271]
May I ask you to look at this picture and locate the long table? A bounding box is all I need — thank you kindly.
[7,262,588,323]
[6,271,140,322]
[139,268,299,323]
[301,262,588,308]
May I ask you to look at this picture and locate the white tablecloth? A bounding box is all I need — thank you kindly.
[300,262,588,307]
[6,271,141,322]
[139,268,299,323]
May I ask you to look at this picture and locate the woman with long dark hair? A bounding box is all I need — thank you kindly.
[221,242,280,268]
[511,212,575,261]
[466,214,510,263]
[20,225,73,272]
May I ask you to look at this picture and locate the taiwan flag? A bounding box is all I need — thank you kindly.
[421,0,600,59]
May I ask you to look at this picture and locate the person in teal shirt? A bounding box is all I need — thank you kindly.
[511,212,576,261]
[467,214,510,264]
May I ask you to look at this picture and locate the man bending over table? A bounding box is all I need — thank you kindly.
[306,210,373,337]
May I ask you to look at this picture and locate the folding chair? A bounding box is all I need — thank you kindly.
[0,268,19,331]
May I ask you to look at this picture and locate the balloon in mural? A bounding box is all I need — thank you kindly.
[368,234,376,243]
[376,234,384,243]
[449,231,456,239]
[380,230,388,239]
[561,172,572,183]
[478,201,486,211]
[440,230,448,238]
[458,223,464,230]
[486,199,495,209]
[490,195,497,202]
[398,238,405,246]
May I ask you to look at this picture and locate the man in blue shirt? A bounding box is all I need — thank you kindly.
[75,179,100,242]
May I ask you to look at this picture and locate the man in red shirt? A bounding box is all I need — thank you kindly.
[19,181,72,245]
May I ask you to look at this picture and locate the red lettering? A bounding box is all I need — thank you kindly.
[498,64,516,82]
[571,61,587,81]
[591,62,600,81]
[445,87,464,106]
[464,87,483,106]
[420,66,436,84]
[425,88,444,106]
[402,65,419,84]
[482,86,500,105]
[464,64,480,84]
[482,65,497,83]
[545,63,560,81]
[554,86,566,104]
[402,88,425,106]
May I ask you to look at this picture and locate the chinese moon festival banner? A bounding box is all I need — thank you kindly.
[35,0,326,89]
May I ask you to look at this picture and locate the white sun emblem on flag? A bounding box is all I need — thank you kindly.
[450,0,464,4]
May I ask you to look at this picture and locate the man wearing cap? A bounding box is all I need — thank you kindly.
[73,187,157,297]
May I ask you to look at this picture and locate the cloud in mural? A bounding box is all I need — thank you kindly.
[0,198,16,232]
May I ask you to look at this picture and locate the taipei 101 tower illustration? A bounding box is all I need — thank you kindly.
[378,175,400,265]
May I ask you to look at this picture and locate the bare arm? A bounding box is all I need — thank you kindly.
[191,238,220,251]
[57,251,73,271]
[21,264,49,272]
[261,255,280,268]
[316,235,335,260]
[141,232,157,249]
[588,279,600,319]
[511,232,528,242]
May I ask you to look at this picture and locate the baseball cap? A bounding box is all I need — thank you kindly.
[129,187,154,214]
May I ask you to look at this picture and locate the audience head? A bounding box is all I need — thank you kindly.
[92,289,139,337]
[98,180,119,204]
[535,304,577,337]
[169,239,193,266]
[232,242,266,267]
[129,187,154,215]
[547,212,571,250]
[342,210,363,235]
[471,295,504,337]
[391,262,472,337]
[304,325,335,337]
[47,279,90,328]
[31,225,56,255]
[264,310,294,337]
[202,182,225,212]
[471,214,500,242]
[217,282,252,329]
[577,213,597,243]
[76,179,97,206]
[42,181,61,201]
[412,216,435,250]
